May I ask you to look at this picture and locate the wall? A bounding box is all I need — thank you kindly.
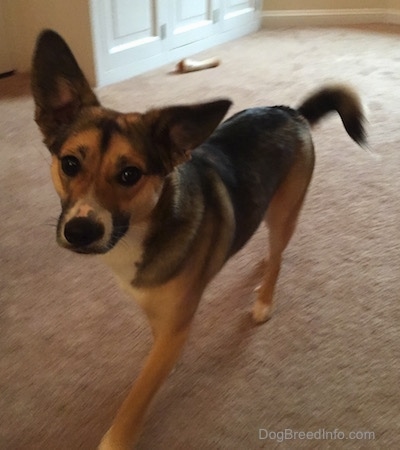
[0,0,13,73]
[3,0,95,84]
[263,0,387,10]
[387,0,400,8]
[261,0,400,27]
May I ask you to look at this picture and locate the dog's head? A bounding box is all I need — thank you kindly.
[31,30,231,254]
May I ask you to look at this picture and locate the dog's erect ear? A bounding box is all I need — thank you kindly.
[31,29,100,147]
[144,99,232,172]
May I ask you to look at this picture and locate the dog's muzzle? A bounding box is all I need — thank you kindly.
[57,197,130,254]
[58,210,129,254]
[64,217,105,249]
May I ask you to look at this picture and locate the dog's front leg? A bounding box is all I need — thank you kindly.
[98,289,198,450]
[99,327,190,450]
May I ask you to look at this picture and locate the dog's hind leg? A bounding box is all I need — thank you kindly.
[252,141,315,324]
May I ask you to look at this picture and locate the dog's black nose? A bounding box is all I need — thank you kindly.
[64,217,104,247]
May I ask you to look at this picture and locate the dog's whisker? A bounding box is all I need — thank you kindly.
[117,237,133,251]
[43,218,59,228]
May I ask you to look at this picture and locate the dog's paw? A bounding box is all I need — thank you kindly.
[98,431,127,450]
[97,435,114,450]
[252,300,272,324]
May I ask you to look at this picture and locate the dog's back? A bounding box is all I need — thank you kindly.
[186,86,365,259]
[194,106,310,255]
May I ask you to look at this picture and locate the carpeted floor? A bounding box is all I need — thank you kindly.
[1,24,399,449]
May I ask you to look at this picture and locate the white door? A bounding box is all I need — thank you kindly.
[91,0,168,85]
[168,0,217,49]
[222,0,259,30]
[90,0,261,86]
[0,0,13,74]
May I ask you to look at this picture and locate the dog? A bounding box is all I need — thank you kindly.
[31,29,366,449]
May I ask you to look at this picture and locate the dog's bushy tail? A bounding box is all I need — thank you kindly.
[298,84,366,146]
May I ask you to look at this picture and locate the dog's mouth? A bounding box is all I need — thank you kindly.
[57,213,129,255]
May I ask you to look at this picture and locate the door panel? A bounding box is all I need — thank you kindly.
[222,0,258,30]
[92,0,167,74]
[169,0,217,49]
[112,0,154,39]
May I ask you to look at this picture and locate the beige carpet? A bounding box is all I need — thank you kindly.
[1,24,399,449]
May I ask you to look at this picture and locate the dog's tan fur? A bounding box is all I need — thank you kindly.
[31,30,366,449]
[253,137,315,322]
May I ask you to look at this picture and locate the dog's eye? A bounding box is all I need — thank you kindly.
[61,155,81,177]
[117,166,143,187]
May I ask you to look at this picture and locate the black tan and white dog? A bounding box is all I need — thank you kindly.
[31,30,366,449]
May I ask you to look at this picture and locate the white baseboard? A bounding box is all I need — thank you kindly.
[261,8,399,28]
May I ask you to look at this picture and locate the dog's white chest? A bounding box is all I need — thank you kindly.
[100,225,147,294]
